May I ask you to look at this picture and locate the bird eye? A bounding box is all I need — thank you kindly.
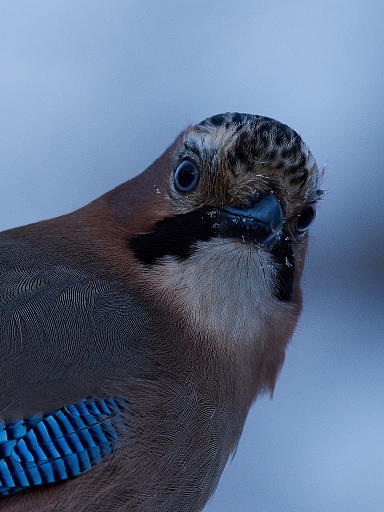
[174,160,199,192]
[295,205,316,233]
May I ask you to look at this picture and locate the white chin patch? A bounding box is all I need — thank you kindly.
[146,239,292,349]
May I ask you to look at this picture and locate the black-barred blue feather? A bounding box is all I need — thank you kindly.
[0,397,125,496]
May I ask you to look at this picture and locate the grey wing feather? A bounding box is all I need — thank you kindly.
[0,239,152,422]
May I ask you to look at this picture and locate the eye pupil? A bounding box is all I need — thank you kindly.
[296,206,316,233]
[174,161,199,192]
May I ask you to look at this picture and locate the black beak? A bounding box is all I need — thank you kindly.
[218,191,284,248]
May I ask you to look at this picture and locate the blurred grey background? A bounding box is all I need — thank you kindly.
[1,1,383,511]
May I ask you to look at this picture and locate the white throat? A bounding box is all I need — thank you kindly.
[145,240,291,350]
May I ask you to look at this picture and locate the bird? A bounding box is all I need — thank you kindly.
[0,112,323,511]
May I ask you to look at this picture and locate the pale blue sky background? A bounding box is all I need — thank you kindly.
[1,2,383,511]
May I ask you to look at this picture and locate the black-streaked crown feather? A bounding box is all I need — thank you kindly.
[197,112,320,200]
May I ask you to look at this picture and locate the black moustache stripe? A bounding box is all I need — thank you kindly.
[271,237,295,302]
[129,210,215,265]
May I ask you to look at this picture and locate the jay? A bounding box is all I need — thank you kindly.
[0,112,323,511]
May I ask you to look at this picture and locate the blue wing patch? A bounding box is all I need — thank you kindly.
[0,396,125,496]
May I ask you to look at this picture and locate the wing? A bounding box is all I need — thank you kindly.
[0,238,152,423]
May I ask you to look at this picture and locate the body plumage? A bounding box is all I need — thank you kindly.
[0,113,322,511]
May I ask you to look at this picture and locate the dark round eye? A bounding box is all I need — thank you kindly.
[174,160,199,192]
[295,205,316,233]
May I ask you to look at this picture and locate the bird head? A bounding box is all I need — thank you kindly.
[108,113,323,302]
